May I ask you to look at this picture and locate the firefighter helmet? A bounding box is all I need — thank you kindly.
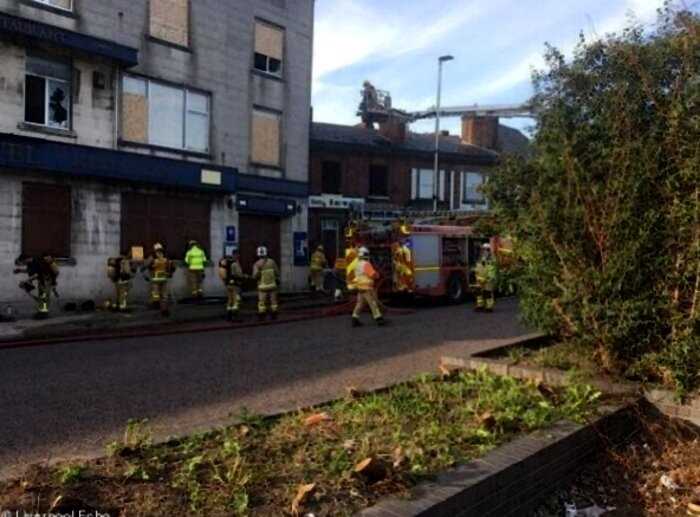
[359,246,370,259]
[257,246,268,258]
[154,243,164,252]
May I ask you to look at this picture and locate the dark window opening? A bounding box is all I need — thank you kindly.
[369,165,389,197]
[254,53,283,76]
[22,183,71,258]
[25,75,46,124]
[321,161,342,194]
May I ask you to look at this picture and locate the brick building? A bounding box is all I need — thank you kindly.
[0,0,314,307]
[308,115,528,264]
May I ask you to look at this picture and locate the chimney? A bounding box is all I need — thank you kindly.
[461,115,499,150]
[378,116,407,144]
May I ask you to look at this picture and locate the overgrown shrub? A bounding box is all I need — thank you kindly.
[487,5,700,395]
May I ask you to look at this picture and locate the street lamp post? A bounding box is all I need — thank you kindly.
[433,55,454,213]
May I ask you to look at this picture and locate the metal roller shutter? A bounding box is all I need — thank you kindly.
[121,193,210,259]
[22,183,71,258]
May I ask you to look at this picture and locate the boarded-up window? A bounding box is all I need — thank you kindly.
[121,193,210,258]
[122,76,148,143]
[121,75,210,153]
[150,0,189,47]
[238,214,280,274]
[254,21,283,76]
[22,183,71,258]
[251,110,281,166]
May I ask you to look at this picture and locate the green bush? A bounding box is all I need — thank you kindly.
[487,6,700,396]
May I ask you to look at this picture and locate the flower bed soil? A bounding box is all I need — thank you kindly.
[0,370,601,516]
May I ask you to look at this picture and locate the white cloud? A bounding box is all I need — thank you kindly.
[313,0,495,95]
[312,0,669,125]
[440,0,665,106]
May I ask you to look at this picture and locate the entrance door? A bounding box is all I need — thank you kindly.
[320,218,340,265]
[238,214,281,274]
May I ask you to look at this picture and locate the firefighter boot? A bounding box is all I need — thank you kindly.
[352,317,363,328]
[375,316,386,326]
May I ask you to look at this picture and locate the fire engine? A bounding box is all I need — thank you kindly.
[338,220,503,302]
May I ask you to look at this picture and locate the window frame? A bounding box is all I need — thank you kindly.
[120,74,211,154]
[32,0,72,12]
[411,168,446,201]
[461,171,487,205]
[253,20,285,78]
[24,72,71,130]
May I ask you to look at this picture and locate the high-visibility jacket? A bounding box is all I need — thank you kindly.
[219,258,244,286]
[310,250,327,272]
[475,259,497,291]
[185,245,207,270]
[151,256,171,281]
[253,258,279,291]
[344,247,358,290]
[355,258,379,291]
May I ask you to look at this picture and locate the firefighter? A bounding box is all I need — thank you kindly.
[185,240,207,299]
[352,246,385,327]
[13,253,59,319]
[107,252,135,312]
[142,243,174,316]
[219,249,245,321]
[309,244,328,294]
[392,239,414,292]
[474,243,497,312]
[252,246,280,320]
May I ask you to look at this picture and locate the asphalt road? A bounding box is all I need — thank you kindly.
[0,298,531,480]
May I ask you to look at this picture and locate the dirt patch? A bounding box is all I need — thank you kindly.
[530,405,700,516]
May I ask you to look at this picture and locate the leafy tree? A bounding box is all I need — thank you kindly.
[488,5,700,395]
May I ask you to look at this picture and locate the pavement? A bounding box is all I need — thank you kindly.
[0,291,336,343]
[0,297,532,481]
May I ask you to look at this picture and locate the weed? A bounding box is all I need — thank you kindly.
[57,464,85,485]
[107,418,153,457]
[124,463,150,481]
[506,346,529,365]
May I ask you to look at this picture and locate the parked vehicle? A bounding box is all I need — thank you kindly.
[339,220,502,303]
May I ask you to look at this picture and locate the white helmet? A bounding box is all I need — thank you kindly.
[482,243,491,251]
[257,246,268,258]
[358,246,370,259]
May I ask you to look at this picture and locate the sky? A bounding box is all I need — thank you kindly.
[311,0,690,136]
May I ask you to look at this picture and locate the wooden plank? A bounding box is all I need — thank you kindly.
[255,22,283,60]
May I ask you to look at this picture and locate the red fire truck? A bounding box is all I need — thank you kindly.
[340,221,496,302]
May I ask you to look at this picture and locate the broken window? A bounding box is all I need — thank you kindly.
[25,54,71,129]
[251,109,281,166]
[321,161,342,194]
[254,21,284,76]
[369,165,389,198]
[33,0,72,11]
[150,0,189,47]
[121,75,210,153]
[462,172,486,205]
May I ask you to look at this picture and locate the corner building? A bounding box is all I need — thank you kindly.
[0,0,314,306]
